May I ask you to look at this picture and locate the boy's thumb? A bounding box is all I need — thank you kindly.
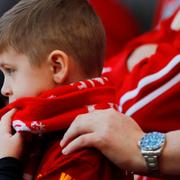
[12,132,24,144]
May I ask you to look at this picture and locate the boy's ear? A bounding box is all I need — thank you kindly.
[48,50,69,84]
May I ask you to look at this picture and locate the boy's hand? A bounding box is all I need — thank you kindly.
[0,109,23,159]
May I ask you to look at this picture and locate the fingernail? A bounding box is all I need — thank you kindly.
[62,148,68,155]
[60,140,64,147]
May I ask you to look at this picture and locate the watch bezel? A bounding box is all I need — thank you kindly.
[138,132,166,151]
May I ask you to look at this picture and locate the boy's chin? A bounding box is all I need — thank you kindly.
[9,98,16,104]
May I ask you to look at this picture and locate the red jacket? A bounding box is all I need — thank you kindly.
[103,11,180,132]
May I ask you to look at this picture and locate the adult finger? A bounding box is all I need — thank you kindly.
[60,114,94,147]
[0,109,16,134]
[62,133,96,155]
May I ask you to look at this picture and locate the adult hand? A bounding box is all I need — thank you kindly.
[0,109,23,160]
[60,108,146,173]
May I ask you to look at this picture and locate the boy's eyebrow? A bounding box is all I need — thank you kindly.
[0,63,12,67]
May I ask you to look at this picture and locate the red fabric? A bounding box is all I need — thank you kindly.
[103,12,180,180]
[0,77,130,180]
[0,77,118,134]
[89,0,140,60]
[103,9,178,77]
[103,11,180,132]
[154,0,180,27]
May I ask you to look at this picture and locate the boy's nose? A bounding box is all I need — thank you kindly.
[1,83,12,97]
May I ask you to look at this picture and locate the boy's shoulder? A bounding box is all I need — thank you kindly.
[35,138,123,180]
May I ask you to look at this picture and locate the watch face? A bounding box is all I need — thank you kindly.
[139,132,166,151]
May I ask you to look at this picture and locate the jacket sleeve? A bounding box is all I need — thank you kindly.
[0,157,23,180]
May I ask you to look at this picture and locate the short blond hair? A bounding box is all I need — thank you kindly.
[0,0,105,76]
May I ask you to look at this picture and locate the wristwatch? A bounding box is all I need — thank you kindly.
[138,132,166,173]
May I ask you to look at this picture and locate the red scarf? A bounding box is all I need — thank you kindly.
[0,77,117,134]
[0,77,121,180]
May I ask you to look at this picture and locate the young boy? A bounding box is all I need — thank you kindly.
[0,0,128,179]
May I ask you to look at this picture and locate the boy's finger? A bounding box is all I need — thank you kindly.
[0,109,16,134]
[12,132,24,144]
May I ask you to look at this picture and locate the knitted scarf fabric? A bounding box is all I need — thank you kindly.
[0,77,117,134]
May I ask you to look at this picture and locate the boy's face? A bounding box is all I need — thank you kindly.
[0,48,56,103]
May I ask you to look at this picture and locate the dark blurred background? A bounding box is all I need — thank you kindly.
[0,0,19,16]
[120,0,157,31]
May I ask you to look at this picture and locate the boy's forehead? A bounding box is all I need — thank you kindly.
[0,48,27,64]
[0,50,14,64]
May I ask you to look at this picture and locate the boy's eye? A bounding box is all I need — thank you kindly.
[4,67,16,75]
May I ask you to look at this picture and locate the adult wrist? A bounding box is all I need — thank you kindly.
[138,132,166,176]
[159,131,180,176]
[133,132,148,173]
[124,131,148,174]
